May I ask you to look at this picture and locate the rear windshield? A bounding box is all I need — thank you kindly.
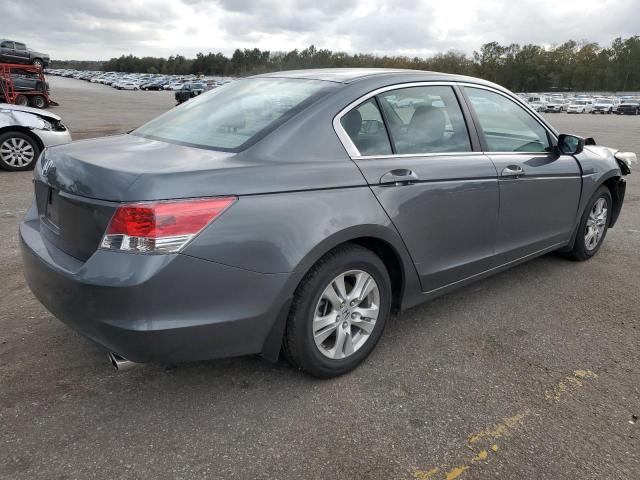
[133,78,333,151]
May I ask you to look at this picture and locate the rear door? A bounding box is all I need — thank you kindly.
[462,86,581,265]
[338,84,499,292]
[13,43,30,64]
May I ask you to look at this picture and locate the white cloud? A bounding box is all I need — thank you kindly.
[0,0,637,60]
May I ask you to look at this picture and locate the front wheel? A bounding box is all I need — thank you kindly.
[567,186,611,261]
[0,131,41,171]
[283,244,392,378]
[31,58,43,68]
[14,95,28,106]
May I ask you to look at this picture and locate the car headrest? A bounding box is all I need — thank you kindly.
[409,105,446,144]
[343,108,363,139]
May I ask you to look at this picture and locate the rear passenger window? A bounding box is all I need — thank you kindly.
[377,86,472,154]
[340,99,392,156]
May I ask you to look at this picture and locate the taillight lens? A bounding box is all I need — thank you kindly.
[100,197,236,254]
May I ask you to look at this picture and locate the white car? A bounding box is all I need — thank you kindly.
[526,95,548,112]
[567,99,593,114]
[0,103,72,171]
[592,98,619,114]
[117,82,139,91]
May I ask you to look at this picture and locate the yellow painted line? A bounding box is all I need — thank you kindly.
[468,411,529,444]
[414,467,439,479]
[445,466,469,480]
[411,368,599,479]
[472,450,488,461]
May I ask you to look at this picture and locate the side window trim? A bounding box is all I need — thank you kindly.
[458,83,558,153]
[333,81,482,159]
[373,95,397,155]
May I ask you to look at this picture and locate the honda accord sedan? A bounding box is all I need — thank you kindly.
[21,69,634,377]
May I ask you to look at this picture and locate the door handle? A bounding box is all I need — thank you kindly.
[379,169,419,185]
[501,165,525,178]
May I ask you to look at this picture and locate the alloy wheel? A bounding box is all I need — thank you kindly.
[312,269,380,359]
[0,137,35,168]
[584,198,608,251]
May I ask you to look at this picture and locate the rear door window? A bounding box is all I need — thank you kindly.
[340,99,392,156]
[377,86,472,154]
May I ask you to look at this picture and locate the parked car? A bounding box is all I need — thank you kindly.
[526,95,548,112]
[0,103,71,170]
[567,99,593,114]
[20,69,634,377]
[175,82,206,104]
[616,101,640,115]
[592,98,619,114]
[544,98,568,113]
[0,40,50,68]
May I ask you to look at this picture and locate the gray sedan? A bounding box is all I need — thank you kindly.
[0,104,71,171]
[20,69,634,377]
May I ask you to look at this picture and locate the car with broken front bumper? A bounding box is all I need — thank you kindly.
[20,69,634,377]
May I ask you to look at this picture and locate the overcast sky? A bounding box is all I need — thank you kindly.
[1,0,638,60]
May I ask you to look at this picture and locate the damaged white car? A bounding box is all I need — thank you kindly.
[0,103,71,171]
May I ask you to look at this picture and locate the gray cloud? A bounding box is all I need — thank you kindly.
[0,0,636,60]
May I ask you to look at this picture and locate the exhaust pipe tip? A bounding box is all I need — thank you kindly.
[108,352,136,371]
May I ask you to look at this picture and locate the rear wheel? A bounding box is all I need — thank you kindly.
[29,95,47,108]
[567,186,611,261]
[283,244,391,378]
[0,131,40,171]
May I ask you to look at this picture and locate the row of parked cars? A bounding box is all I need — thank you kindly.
[520,93,640,115]
[45,69,232,92]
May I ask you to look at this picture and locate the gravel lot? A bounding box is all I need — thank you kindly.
[1,76,638,480]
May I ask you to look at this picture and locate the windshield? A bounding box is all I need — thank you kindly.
[134,78,332,151]
[597,99,612,104]
[574,100,589,105]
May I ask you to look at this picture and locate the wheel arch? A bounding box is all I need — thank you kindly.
[0,126,44,151]
[260,225,423,362]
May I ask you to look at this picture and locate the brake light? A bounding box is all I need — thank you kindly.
[100,197,236,254]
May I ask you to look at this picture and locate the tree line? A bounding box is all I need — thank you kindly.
[51,36,640,91]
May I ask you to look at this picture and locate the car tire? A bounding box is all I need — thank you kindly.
[31,59,43,68]
[283,244,392,378]
[14,95,28,106]
[29,95,47,109]
[0,131,41,171]
[567,186,612,261]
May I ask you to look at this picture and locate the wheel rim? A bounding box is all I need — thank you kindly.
[0,137,35,168]
[584,197,608,251]
[312,269,380,360]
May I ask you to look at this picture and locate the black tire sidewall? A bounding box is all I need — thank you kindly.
[574,187,612,260]
[0,131,40,171]
[14,95,28,106]
[29,95,46,108]
[288,246,391,377]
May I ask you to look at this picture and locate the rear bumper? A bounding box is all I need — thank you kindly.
[20,205,294,363]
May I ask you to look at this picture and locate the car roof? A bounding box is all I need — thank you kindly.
[253,68,460,83]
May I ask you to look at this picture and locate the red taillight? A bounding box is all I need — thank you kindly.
[101,197,236,254]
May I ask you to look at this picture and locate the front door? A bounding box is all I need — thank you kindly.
[339,85,499,292]
[463,87,581,265]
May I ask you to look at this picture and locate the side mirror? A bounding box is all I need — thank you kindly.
[557,134,585,155]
